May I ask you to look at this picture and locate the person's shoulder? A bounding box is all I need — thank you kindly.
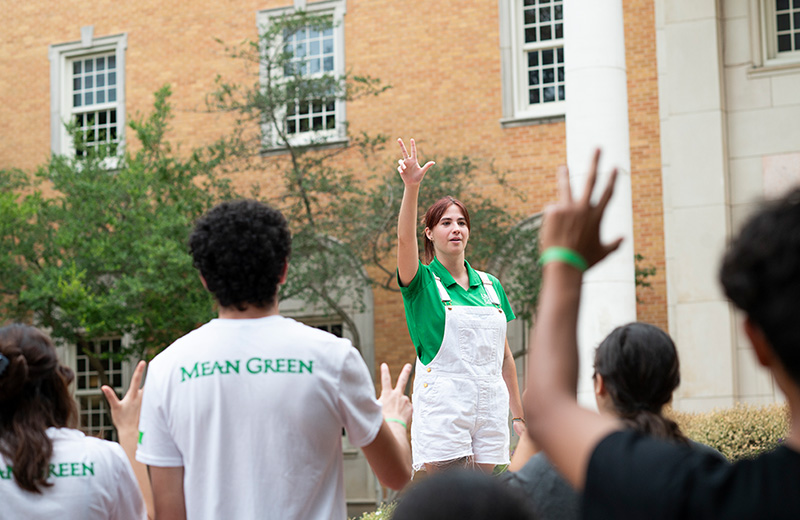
[50,428,129,464]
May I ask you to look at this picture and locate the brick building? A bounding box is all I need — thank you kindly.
[2,0,797,513]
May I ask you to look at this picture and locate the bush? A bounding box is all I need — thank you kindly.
[352,502,396,520]
[669,403,789,461]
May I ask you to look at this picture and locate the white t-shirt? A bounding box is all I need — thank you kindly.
[136,315,383,520]
[1,428,146,520]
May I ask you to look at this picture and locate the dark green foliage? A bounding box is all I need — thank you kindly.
[0,86,235,361]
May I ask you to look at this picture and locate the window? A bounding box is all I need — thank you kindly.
[74,338,127,441]
[49,27,126,157]
[500,0,565,126]
[774,0,800,54]
[257,1,347,150]
[749,0,800,74]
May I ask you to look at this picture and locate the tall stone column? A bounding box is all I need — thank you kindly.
[563,0,637,406]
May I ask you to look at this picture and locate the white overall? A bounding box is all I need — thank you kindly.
[410,270,510,470]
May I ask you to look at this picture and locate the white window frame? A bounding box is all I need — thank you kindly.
[256,0,348,151]
[748,0,800,76]
[70,336,134,442]
[49,27,126,161]
[499,0,566,127]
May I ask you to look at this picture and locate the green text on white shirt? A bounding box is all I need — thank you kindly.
[180,358,313,383]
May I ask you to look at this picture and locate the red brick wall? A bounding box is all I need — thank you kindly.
[0,0,667,381]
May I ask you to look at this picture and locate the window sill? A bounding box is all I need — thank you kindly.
[500,113,565,129]
[260,137,350,157]
[748,59,800,79]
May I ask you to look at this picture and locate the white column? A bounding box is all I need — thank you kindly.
[564,0,637,406]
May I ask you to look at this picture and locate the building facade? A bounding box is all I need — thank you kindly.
[2,0,796,511]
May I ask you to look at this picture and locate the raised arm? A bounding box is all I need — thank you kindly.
[396,138,435,286]
[102,360,154,520]
[524,150,623,489]
[362,362,413,490]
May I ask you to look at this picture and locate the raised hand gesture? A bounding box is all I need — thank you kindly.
[397,138,435,187]
[541,149,623,269]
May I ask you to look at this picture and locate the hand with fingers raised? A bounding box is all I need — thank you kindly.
[397,138,435,187]
[378,362,413,428]
[541,149,624,270]
[102,360,147,436]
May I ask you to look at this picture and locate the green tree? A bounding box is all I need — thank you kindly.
[0,86,235,379]
[209,11,542,355]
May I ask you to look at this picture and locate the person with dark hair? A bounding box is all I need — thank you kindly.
[135,199,413,520]
[393,469,535,520]
[0,324,145,519]
[502,323,723,520]
[396,138,523,473]
[524,151,800,519]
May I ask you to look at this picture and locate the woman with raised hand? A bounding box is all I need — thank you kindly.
[0,324,145,520]
[396,137,523,474]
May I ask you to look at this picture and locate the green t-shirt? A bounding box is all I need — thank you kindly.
[399,258,515,364]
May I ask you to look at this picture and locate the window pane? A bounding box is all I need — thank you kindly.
[97,57,105,71]
[310,59,320,74]
[110,110,117,123]
[109,72,116,86]
[99,111,107,125]
[313,116,323,130]
[323,56,334,71]
[73,77,81,91]
[541,25,552,40]
[326,114,336,129]
[109,88,116,102]
[299,118,309,132]
[97,91,105,103]
[540,6,551,22]
[287,120,296,134]
[554,4,563,20]
[85,75,93,89]
[543,86,555,102]
[97,75,105,87]
[85,92,93,105]
[778,33,792,52]
[529,70,540,85]
[108,55,116,69]
[778,13,791,31]
[73,61,81,74]
[543,68,555,83]
[794,11,800,30]
[776,0,789,10]
[542,49,554,65]
[326,101,335,112]
[525,28,537,43]
[555,23,563,39]
[558,85,565,100]
[310,40,320,56]
[528,52,539,67]
[529,89,540,104]
[524,9,536,25]
[795,32,800,50]
[85,59,93,73]
[323,37,334,54]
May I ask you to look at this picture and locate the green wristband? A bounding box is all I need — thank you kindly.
[385,418,408,429]
[539,247,588,272]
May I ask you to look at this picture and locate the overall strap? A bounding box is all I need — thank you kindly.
[432,274,451,303]
[476,271,501,307]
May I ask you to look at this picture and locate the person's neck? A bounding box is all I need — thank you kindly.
[217,302,279,320]
[436,254,469,288]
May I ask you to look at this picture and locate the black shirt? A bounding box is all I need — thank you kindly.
[584,429,800,519]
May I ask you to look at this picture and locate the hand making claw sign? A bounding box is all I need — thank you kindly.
[397,138,435,186]
[541,149,624,269]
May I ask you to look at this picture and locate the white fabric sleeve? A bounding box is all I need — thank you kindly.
[108,442,148,520]
[135,365,183,467]
[337,346,383,448]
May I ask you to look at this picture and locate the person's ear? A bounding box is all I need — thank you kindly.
[744,317,773,368]
[594,373,607,398]
[424,227,433,241]
[278,261,289,285]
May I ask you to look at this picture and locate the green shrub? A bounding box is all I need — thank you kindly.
[352,502,396,520]
[669,403,789,461]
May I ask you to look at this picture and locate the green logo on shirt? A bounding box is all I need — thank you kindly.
[0,463,95,480]
[180,358,313,382]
